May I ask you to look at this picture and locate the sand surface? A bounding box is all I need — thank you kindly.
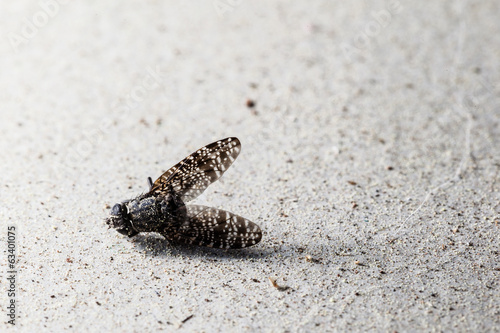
[1,1,499,332]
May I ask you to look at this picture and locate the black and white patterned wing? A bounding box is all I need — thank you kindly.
[164,205,262,249]
[150,137,241,202]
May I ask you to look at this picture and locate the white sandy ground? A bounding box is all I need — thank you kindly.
[0,1,499,332]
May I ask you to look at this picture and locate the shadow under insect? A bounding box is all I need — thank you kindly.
[130,232,271,260]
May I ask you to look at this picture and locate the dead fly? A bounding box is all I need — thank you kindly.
[106,137,262,249]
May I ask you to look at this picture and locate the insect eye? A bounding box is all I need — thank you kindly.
[111,204,122,216]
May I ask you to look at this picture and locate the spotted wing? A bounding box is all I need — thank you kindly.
[150,137,241,202]
[165,205,262,249]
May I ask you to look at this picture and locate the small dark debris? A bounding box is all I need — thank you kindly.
[305,255,321,264]
[347,180,357,186]
[269,277,292,292]
[96,301,101,306]
[246,99,256,108]
[252,278,260,283]
[387,166,394,170]
[181,314,194,324]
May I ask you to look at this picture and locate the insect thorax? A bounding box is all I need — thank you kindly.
[126,192,186,233]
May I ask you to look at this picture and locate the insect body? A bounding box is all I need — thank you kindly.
[106,137,262,249]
